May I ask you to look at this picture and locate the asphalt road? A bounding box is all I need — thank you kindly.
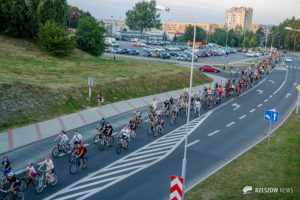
[44,54,299,200]
[1,54,299,200]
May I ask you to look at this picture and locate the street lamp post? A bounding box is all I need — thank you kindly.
[285,27,300,52]
[156,5,196,200]
[270,32,278,51]
[226,29,229,48]
[243,31,246,50]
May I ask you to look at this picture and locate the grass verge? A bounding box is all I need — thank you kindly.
[186,111,300,200]
[0,35,210,131]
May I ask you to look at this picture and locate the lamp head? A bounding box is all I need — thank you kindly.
[156,5,170,12]
[285,27,292,30]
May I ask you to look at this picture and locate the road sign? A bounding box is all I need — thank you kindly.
[296,85,300,91]
[170,176,184,200]
[265,110,279,122]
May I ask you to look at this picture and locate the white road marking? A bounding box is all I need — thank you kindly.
[187,140,200,147]
[44,113,213,200]
[273,69,288,95]
[268,80,275,84]
[285,93,291,98]
[257,104,263,108]
[250,109,256,113]
[264,99,269,103]
[226,121,236,127]
[232,103,241,110]
[256,89,264,94]
[239,115,247,120]
[207,130,220,137]
[269,95,273,98]
[293,82,297,86]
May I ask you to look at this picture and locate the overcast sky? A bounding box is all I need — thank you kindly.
[67,0,300,25]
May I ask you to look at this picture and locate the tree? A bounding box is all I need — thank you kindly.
[76,16,106,56]
[125,0,161,36]
[179,25,207,43]
[66,6,92,29]
[173,34,178,43]
[38,20,74,56]
[255,27,265,47]
[37,0,68,27]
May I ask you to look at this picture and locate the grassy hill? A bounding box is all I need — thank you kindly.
[0,35,210,131]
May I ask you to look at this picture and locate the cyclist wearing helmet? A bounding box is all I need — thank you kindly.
[1,172,20,198]
[119,125,130,149]
[55,130,69,148]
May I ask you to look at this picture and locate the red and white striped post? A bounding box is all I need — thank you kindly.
[170,175,184,200]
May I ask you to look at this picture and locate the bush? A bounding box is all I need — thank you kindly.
[76,16,106,56]
[38,20,74,56]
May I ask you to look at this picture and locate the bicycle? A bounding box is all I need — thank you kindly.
[0,187,24,200]
[98,134,114,151]
[93,128,103,144]
[148,121,156,136]
[194,106,201,118]
[52,143,70,158]
[35,169,58,194]
[156,124,164,136]
[116,137,128,154]
[18,172,39,191]
[170,112,178,125]
[69,157,88,175]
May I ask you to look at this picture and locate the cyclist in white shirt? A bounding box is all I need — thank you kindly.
[194,98,201,116]
[71,130,83,145]
[38,157,55,186]
[119,125,130,148]
[55,130,69,148]
[23,162,36,184]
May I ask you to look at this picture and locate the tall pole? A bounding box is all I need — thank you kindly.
[294,37,296,52]
[243,31,246,50]
[265,31,268,51]
[297,91,300,114]
[226,29,229,48]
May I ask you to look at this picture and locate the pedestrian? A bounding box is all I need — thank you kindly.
[98,91,104,107]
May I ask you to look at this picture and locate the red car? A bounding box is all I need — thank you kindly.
[199,65,220,73]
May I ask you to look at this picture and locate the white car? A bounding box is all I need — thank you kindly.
[285,57,293,63]
[246,52,255,57]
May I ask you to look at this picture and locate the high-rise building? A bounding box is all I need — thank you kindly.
[225,7,253,31]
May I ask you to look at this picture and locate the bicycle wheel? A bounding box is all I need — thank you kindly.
[82,157,88,169]
[64,144,70,154]
[116,144,122,154]
[93,134,101,144]
[98,138,106,151]
[50,173,58,186]
[69,163,77,175]
[16,191,24,200]
[35,180,44,194]
[19,179,27,191]
[52,147,59,158]
[131,131,136,140]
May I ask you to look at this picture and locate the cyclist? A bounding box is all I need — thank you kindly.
[1,172,20,199]
[97,118,107,131]
[156,117,164,133]
[73,143,87,168]
[55,130,69,149]
[169,97,174,105]
[38,156,55,187]
[104,123,113,138]
[134,109,142,126]
[71,130,83,145]
[152,98,158,110]
[119,125,130,149]
[23,162,36,184]
[128,119,137,139]
[194,98,201,116]
[1,156,12,177]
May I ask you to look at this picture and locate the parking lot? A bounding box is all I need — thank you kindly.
[105,40,266,65]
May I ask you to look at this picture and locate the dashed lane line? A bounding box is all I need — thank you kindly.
[186,140,200,148]
[249,109,256,113]
[239,115,247,120]
[257,104,263,108]
[207,130,220,137]
[226,122,236,127]
[264,99,269,103]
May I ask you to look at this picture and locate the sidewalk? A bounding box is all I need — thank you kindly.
[0,74,226,154]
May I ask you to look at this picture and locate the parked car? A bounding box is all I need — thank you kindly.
[121,48,131,54]
[199,65,220,73]
[132,42,146,47]
[160,52,171,59]
[285,57,293,63]
[111,42,120,47]
[246,52,255,57]
[150,51,160,58]
[128,50,140,55]
[143,52,152,57]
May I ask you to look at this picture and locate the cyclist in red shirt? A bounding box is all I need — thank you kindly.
[74,144,87,168]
